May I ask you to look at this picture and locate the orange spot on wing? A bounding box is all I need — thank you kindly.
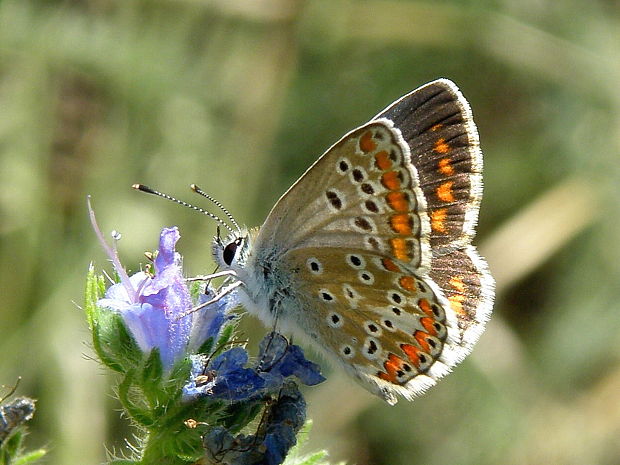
[381,171,401,190]
[399,276,416,292]
[379,353,405,383]
[448,277,467,314]
[374,150,392,170]
[420,317,438,336]
[430,208,448,233]
[401,343,420,367]
[438,158,455,176]
[448,294,466,315]
[390,238,409,261]
[414,331,431,352]
[434,138,450,154]
[382,258,401,273]
[436,181,455,203]
[431,123,443,132]
[390,213,413,235]
[449,276,466,293]
[386,191,409,212]
[378,371,396,382]
[359,131,377,153]
[418,298,433,316]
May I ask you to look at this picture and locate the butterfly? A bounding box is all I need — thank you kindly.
[207,79,492,404]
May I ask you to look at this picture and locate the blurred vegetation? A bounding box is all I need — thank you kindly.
[0,0,619,464]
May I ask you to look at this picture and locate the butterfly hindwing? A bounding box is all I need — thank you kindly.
[428,247,494,349]
[280,246,461,404]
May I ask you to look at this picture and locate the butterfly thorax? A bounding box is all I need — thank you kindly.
[212,227,295,328]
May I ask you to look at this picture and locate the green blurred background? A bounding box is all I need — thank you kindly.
[1,0,619,464]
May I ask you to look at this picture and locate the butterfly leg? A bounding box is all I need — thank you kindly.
[176,280,244,319]
[186,270,237,282]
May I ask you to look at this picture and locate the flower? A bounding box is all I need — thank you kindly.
[88,199,236,372]
[183,332,324,402]
[257,332,326,387]
[261,383,307,465]
[188,288,238,353]
[86,198,328,465]
[96,226,192,371]
[183,348,267,401]
[202,382,307,465]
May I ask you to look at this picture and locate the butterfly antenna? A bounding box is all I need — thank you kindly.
[191,184,241,232]
[132,184,234,233]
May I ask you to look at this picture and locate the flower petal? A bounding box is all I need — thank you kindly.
[119,302,169,359]
[100,272,150,308]
[188,287,239,353]
[258,333,325,386]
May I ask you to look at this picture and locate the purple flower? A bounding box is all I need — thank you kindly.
[202,382,306,465]
[88,198,235,372]
[257,333,325,387]
[97,227,192,371]
[183,333,324,402]
[187,288,238,353]
[262,383,306,465]
[183,348,268,401]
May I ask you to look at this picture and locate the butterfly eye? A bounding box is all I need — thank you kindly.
[223,241,238,265]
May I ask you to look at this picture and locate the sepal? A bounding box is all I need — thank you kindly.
[85,266,142,373]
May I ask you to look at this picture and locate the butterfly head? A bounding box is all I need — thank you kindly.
[212,228,253,271]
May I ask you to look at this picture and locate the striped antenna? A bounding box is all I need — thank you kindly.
[132,184,234,233]
[190,184,241,232]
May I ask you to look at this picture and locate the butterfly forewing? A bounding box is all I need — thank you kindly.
[254,121,431,272]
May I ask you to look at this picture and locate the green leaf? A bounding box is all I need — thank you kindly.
[188,281,203,300]
[91,310,142,373]
[216,322,235,347]
[0,428,46,465]
[90,318,125,373]
[295,420,313,449]
[84,268,124,370]
[222,399,264,433]
[85,266,144,373]
[292,451,331,465]
[160,358,193,406]
[140,348,164,405]
[211,323,236,359]
[12,449,47,465]
[196,336,214,356]
[118,370,154,427]
[84,264,105,329]
[113,313,142,366]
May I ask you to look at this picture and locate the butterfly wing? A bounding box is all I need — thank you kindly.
[254,119,431,271]
[374,79,494,349]
[247,79,493,403]
[280,246,463,405]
